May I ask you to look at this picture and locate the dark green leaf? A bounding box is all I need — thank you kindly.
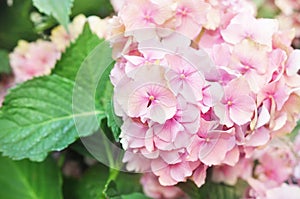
[0,155,62,199]
[32,0,74,29]
[0,49,11,74]
[97,64,122,141]
[114,172,143,195]
[104,171,145,199]
[178,180,201,199]
[119,193,151,199]
[180,179,248,199]
[76,164,109,199]
[0,0,38,50]
[0,75,104,161]
[72,0,114,18]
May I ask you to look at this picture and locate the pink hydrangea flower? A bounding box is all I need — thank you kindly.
[0,76,14,107]
[119,0,172,31]
[9,40,61,83]
[51,15,111,52]
[51,15,86,51]
[263,184,300,199]
[110,0,300,190]
[141,173,186,199]
[214,77,256,126]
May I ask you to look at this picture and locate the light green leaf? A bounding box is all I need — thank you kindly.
[32,0,74,29]
[289,120,300,141]
[52,24,119,141]
[0,75,104,161]
[52,24,110,81]
[0,155,62,199]
[0,49,11,74]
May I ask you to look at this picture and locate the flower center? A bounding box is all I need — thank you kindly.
[227,100,233,106]
[147,95,155,107]
[178,7,189,16]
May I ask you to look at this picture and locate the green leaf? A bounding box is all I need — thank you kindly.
[0,75,104,161]
[119,193,151,199]
[104,171,145,199]
[52,24,112,81]
[289,120,300,141]
[98,64,122,141]
[114,172,143,195]
[72,0,114,18]
[0,49,11,74]
[53,24,118,141]
[105,100,122,141]
[70,162,145,199]
[180,179,248,199]
[178,180,201,199]
[0,155,62,199]
[0,0,38,50]
[32,0,74,30]
[76,164,109,199]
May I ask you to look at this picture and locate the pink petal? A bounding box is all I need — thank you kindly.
[192,164,208,187]
[229,95,256,125]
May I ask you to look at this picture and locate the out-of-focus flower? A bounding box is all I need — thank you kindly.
[9,40,61,83]
[263,183,300,199]
[141,173,186,199]
[110,0,125,12]
[0,75,14,106]
[51,15,86,52]
[51,14,110,52]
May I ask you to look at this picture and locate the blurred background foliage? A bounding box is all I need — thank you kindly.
[0,0,113,51]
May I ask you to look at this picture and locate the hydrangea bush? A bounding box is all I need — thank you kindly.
[0,0,300,199]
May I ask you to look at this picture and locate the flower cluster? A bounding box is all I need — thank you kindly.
[51,14,110,52]
[257,0,300,48]
[109,0,300,196]
[275,0,300,38]
[212,135,300,198]
[9,39,61,83]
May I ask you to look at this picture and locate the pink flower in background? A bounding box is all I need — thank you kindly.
[0,76,14,107]
[212,156,253,185]
[141,173,186,199]
[110,0,125,12]
[51,15,86,51]
[254,141,296,185]
[51,15,111,52]
[263,184,300,199]
[9,40,61,83]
